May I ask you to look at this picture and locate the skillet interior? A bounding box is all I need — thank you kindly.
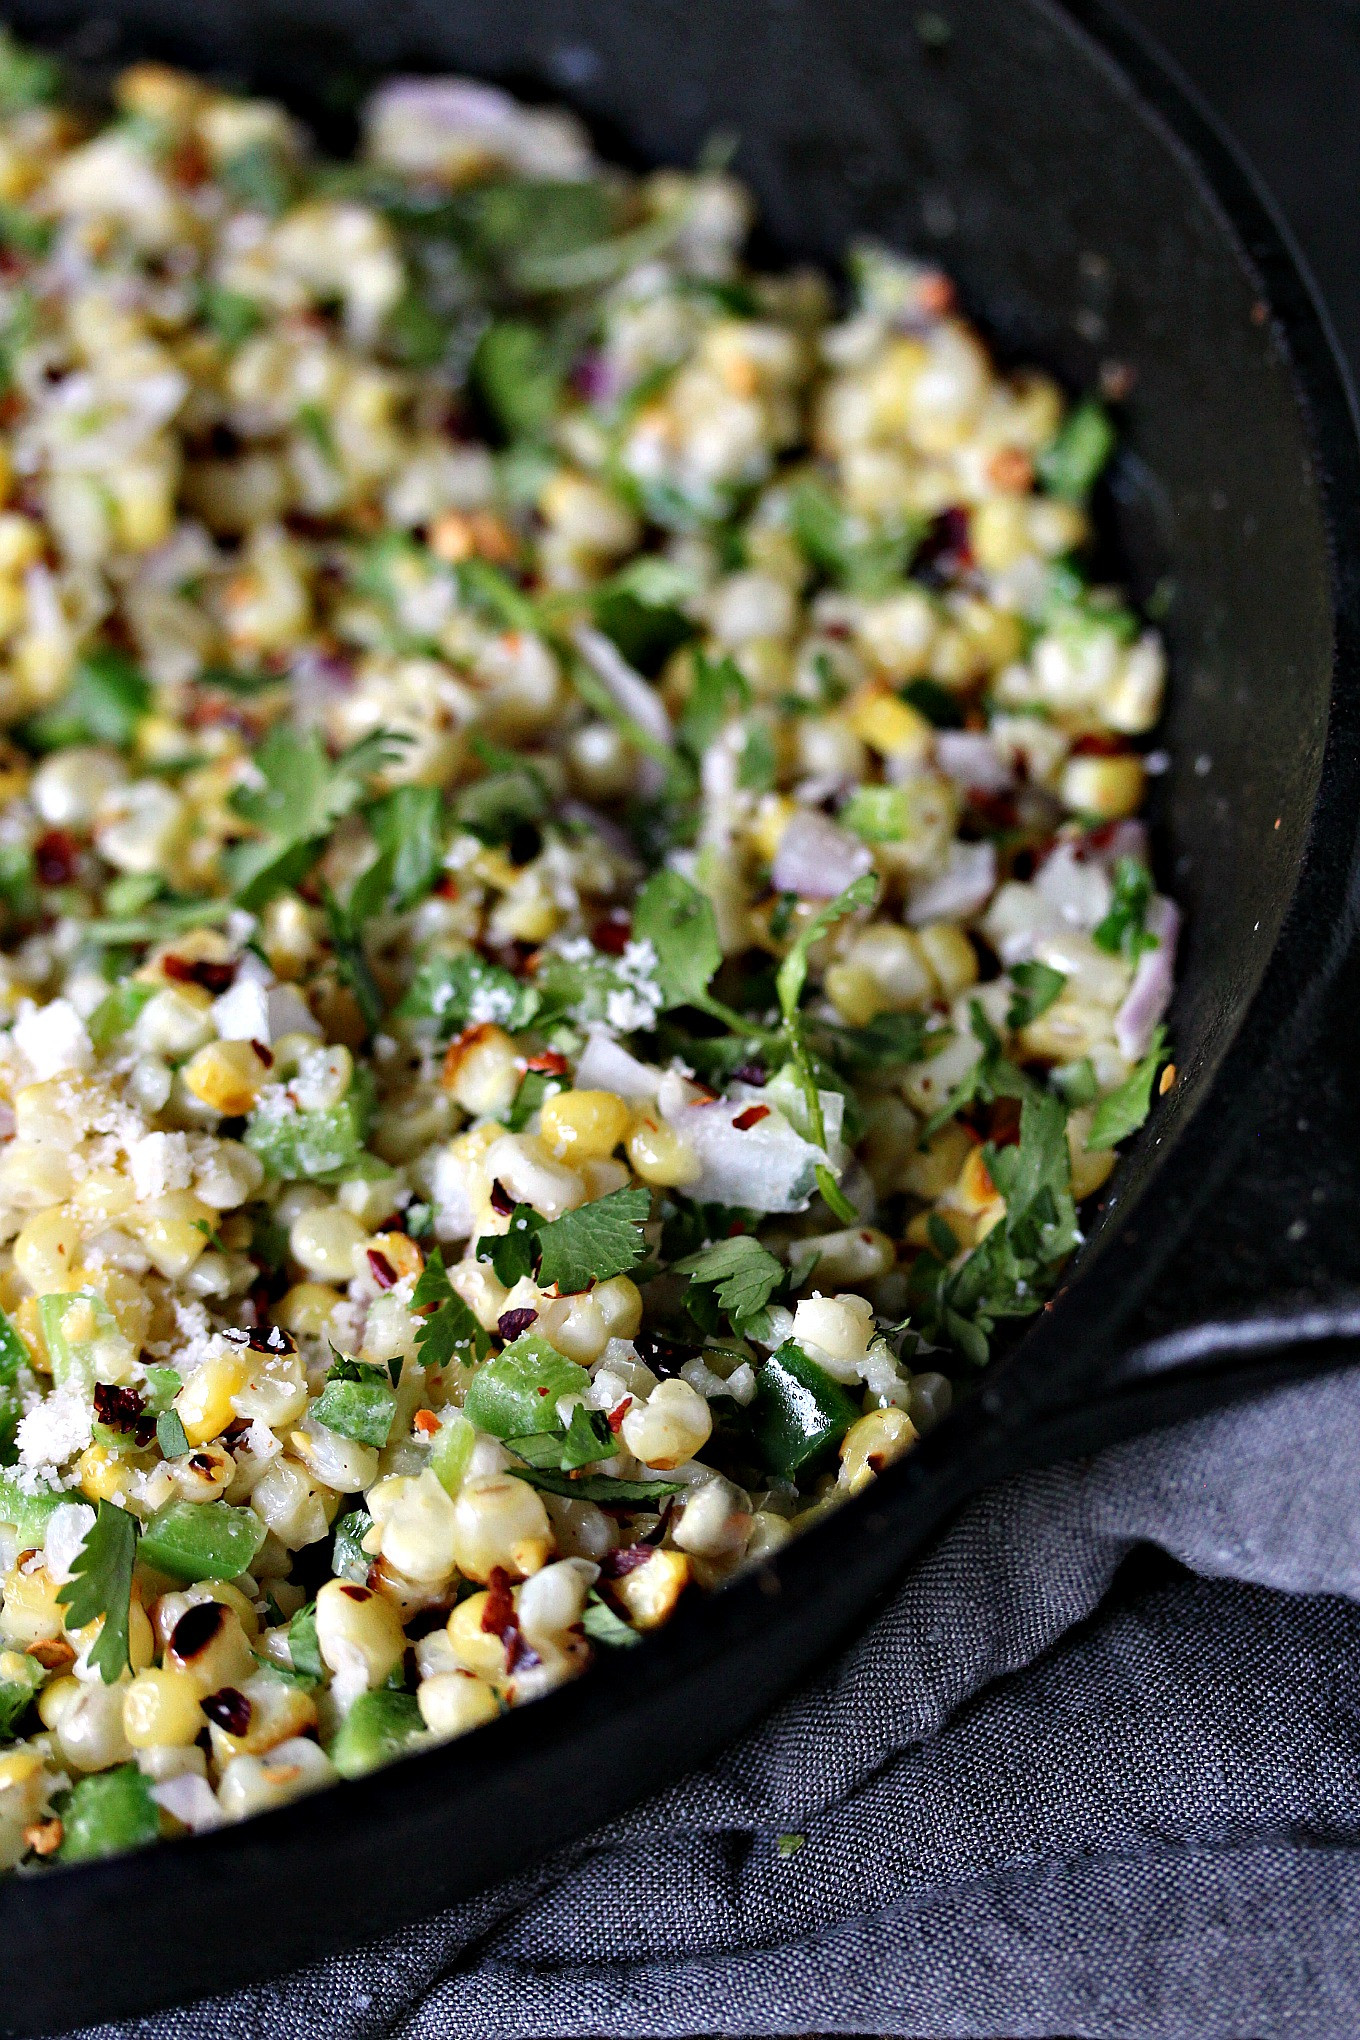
[0,0,1354,2028]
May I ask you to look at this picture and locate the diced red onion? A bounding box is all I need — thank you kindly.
[905,840,997,925]
[935,730,1014,794]
[771,810,874,899]
[1115,896,1179,1060]
[571,625,675,756]
[150,1774,222,1833]
[1034,840,1112,930]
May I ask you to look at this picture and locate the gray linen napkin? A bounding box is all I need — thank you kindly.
[73,1364,1360,2040]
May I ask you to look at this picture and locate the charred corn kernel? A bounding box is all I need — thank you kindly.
[169,1441,234,1502]
[206,1671,317,1764]
[292,1043,353,1112]
[314,1578,406,1688]
[445,1592,510,1680]
[12,1207,81,1294]
[276,1281,342,1338]
[950,1145,1000,1216]
[482,1133,585,1220]
[1059,752,1146,820]
[793,1292,875,1363]
[173,1351,253,1446]
[847,686,933,761]
[901,1121,974,1199]
[250,1456,339,1551]
[440,1023,520,1118]
[181,1039,271,1115]
[449,1475,553,1583]
[594,1275,643,1342]
[290,1422,378,1496]
[419,1669,501,1740]
[0,1561,63,1646]
[538,1089,632,1162]
[363,1231,423,1286]
[288,1204,367,1283]
[177,1579,260,1640]
[620,1379,713,1470]
[838,1407,918,1494]
[610,1549,689,1631]
[122,1668,205,1749]
[626,1114,700,1189]
[165,1602,256,1698]
[916,921,979,998]
[369,1469,459,1585]
[217,1737,335,1819]
[76,1444,135,1505]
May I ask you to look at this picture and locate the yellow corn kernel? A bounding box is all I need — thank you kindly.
[0,1748,43,1789]
[970,497,1030,572]
[165,1603,257,1697]
[173,1351,253,1447]
[446,1593,510,1682]
[276,1281,342,1338]
[847,686,933,762]
[181,1039,272,1116]
[609,1549,689,1631]
[314,1578,406,1689]
[418,1669,501,1741]
[37,1674,80,1731]
[0,1561,64,1646]
[901,1121,974,1200]
[1059,752,1146,820]
[440,1023,520,1118]
[916,921,979,999]
[838,1407,918,1495]
[539,1089,632,1163]
[823,960,889,1029]
[12,1206,81,1295]
[126,1189,216,1280]
[747,793,795,863]
[626,1114,700,1189]
[12,1297,48,1374]
[76,1444,134,1506]
[122,1667,205,1749]
[594,1274,643,1342]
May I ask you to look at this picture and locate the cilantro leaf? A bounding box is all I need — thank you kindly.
[287,1600,323,1685]
[399,951,540,1037]
[155,1409,189,1460]
[474,1204,544,1288]
[322,884,383,1037]
[1086,1027,1168,1148]
[562,1403,616,1470]
[673,1233,783,1339]
[472,319,565,443]
[24,648,151,751]
[1007,961,1067,1030]
[228,727,409,909]
[775,871,879,1154]
[508,1466,688,1503]
[366,784,444,911]
[411,1248,492,1369]
[791,477,924,596]
[55,1501,138,1685]
[1038,399,1116,503]
[632,869,722,1011]
[922,999,1036,1140]
[582,1592,641,1647]
[679,650,749,756]
[826,1009,930,1073]
[535,1186,652,1295]
[594,560,698,678]
[1092,857,1157,960]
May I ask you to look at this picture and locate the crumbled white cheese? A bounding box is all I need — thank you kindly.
[15,1385,93,1475]
[12,998,94,1082]
[128,1130,194,1200]
[211,975,271,1044]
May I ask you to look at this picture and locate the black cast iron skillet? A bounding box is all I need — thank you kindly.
[2,0,1359,2028]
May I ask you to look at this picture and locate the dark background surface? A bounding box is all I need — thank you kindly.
[1106,0,1360,1347]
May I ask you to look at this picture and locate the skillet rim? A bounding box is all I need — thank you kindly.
[3,0,1360,2026]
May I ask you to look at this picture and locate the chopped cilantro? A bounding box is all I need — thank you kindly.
[24,649,151,751]
[399,950,540,1037]
[228,726,409,909]
[155,1409,189,1461]
[791,477,923,596]
[1007,961,1067,1030]
[1087,1027,1167,1148]
[536,1185,652,1295]
[582,1593,641,1647]
[55,1501,138,1685]
[1038,400,1116,502]
[471,319,564,443]
[1092,857,1158,960]
[673,1234,783,1340]
[410,1247,492,1370]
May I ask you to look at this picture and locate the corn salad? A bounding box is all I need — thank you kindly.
[0,37,1177,1869]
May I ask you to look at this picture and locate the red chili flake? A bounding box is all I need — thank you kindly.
[525,1050,569,1076]
[434,874,461,900]
[607,1397,633,1435]
[250,1038,275,1069]
[591,912,632,957]
[93,1382,146,1431]
[489,1178,517,1217]
[967,790,1019,833]
[987,1096,1023,1148]
[481,1567,518,1642]
[168,135,211,187]
[600,1544,653,1578]
[1084,821,1121,851]
[1071,732,1126,758]
[162,954,238,994]
[732,1104,770,1131]
[497,1306,538,1342]
[201,1687,253,1736]
[33,830,77,886]
[413,1409,440,1437]
[367,1249,398,1290]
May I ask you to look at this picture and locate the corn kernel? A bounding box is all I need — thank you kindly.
[626,1115,699,1189]
[1059,753,1146,820]
[419,1669,500,1740]
[12,1207,81,1294]
[446,1592,510,1681]
[174,1351,253,1447]
[609,1549,689,1630]
[538,1089,632,1162]
[76,1444,134,1505]
[181,1039,271,1116]
[276,1282,342,1338]
[847,686,933,761]
[838,1407,918,1495]
[440,1023,520,1118]
[122,1667,205,1749]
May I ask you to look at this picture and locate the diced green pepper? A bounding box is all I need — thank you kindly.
[243,1069,374,1180]
[137,1499,266,1583]
[751,1340,860,1477]
[463,1334,589,1439]
[329,1689,426,1779]
[38,1289,119,1395]
[0,1305,26,1457]
[1038,399,1116,502]
[429,1409,475,1497]
[311,1370,396,1448]
[331,1509,374,1584]
[0,1471,63,1547]
[57,1763,159,1862]
[0,1648,43,1738]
